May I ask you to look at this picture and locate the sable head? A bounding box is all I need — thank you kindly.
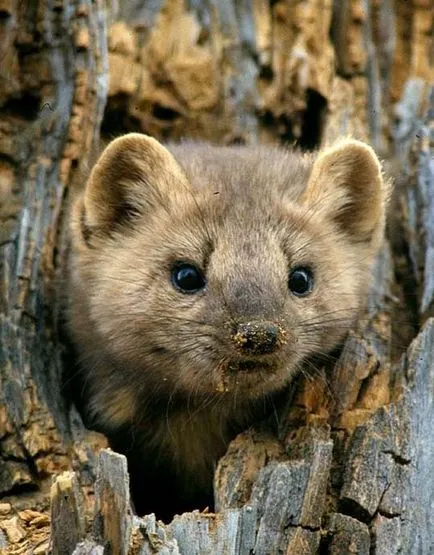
[69,133,389,427]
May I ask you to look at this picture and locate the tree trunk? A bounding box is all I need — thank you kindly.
[0,1,109,552]
[0,1,433,554]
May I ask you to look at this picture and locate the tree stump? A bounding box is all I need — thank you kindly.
[0,1,433,553]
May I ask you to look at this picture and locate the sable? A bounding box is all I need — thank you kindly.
[66,134,389,519]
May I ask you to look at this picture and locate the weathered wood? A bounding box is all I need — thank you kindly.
[400,87,434,321]
[214,430,286,511]
[0,0,108,552]
[94,450,132,555]
[104,0,337,147]
[50,472,85,554]
[72,541,104,555]
[326,513,370,555]
[0,1,433,554]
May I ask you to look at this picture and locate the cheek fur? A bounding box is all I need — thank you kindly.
[292,264,362,356]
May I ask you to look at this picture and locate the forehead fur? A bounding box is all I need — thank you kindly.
[167,142,314,203]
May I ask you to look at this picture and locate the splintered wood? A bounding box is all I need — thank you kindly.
[104,0,434,152]
[50,472,85,554]
[0,0,109,553]
[0,0,433,554]
[105,0,336,144]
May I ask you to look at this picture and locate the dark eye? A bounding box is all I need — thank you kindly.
[288,267,314,297]
[171,263,206,294]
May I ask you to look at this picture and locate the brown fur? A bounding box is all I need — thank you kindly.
[66,134,390,516]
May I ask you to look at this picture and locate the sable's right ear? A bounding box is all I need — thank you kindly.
[75,133,188,243]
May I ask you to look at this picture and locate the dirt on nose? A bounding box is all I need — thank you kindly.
[231,321,288,355]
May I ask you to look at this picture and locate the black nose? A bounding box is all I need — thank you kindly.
[232,321,284,355]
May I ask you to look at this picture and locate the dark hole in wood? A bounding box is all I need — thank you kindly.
[259,109,275,126]
[152,103,181,121]
[2,93,41,121]
[259,65,274,81]
[0,481,40,498]
[0,10,12,21]
[387,212,420,358]
[298,88,327,151]
[259,109,298,146]
[0,152,16,168]
[196,27,210,46]
[338,496,371,524]
[318,530,333,554]
[227,135,246,146]
[128,462,215,523]
[277,113,296,145]
[101,93,142,138]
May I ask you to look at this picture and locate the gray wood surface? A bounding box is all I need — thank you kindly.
[0,1,433,554]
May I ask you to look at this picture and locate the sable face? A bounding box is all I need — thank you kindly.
[68,134,390,428]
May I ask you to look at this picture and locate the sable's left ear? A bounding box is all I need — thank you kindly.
[302,139,390,246]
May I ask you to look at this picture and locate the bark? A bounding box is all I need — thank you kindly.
[0,0,433,554]
[0,0,109,552]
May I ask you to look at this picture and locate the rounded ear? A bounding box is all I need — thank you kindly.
[302,139,391,247]
[78,133,189,240]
